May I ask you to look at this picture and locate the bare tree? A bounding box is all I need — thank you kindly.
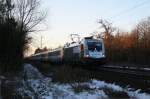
[97,19,115,39]
[96,19,116,60]
[14,0,46,32]
[136,17,150,49]
[12,0,47,56]
[97,19,115,48]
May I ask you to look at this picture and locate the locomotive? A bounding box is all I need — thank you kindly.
[30,36,106,65]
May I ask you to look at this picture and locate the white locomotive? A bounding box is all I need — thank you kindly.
[30,36,106,64]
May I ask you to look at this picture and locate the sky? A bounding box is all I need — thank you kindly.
[30,0,150,54]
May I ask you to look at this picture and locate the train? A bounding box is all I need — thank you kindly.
[30,36,106,65]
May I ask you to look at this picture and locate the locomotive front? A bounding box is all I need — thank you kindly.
[81,37,106,64]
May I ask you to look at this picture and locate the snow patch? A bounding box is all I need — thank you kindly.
[52,84,108,99]
[24,64,43,79]
[127,89,150,99]
[89,79,123,92]
[75,90,107,99]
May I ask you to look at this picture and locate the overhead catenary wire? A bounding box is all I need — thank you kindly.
[110,0,150,20]
[94,0,150,37]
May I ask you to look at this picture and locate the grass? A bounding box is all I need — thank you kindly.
[103,88,130,99]
[71,83,94,93]
[51,65,95,83]
[31,62,96,83]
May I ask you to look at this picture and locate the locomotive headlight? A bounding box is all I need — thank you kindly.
[86,55,89,57]
[85,51,90,58]
[102,53,105,57]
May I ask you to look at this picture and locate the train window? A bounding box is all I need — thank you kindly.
[87,41,102,51]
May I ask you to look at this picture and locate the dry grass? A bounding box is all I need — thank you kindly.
[30,62,96,83]
[71,84,94,93]
[51,65,95,83]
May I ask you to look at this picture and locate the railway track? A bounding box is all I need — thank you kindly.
[84,65,150,92]
[95,65,150,80]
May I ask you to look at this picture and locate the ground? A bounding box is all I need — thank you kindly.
[1,63,150,99]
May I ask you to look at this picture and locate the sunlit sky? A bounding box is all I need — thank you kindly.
[29,0,150,54]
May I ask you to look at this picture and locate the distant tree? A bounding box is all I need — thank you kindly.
[98,17,150,65]
[132,17,150,64]
[34,47,41,54]
[34,46,48,54]
[42,46,48,52]
[136,17,150,49]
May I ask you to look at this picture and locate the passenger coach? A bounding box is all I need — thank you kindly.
[30,36,106,65]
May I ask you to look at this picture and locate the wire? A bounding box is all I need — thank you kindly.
[110,0,150,20]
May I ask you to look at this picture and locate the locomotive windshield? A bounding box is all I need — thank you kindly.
[87,41,102,51]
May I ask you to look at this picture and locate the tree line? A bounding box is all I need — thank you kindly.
[97,17,150,65]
